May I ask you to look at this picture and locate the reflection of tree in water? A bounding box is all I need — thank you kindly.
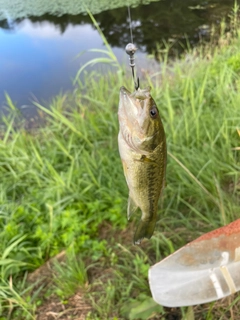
[29,14,88,33]
[0,17,21,30]
[96,0,231,56]
[0,0,233,56]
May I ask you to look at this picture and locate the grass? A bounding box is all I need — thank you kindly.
[0,9,240,320]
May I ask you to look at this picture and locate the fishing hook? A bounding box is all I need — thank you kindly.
[125,43,140,90]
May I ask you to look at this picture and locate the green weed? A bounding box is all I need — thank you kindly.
[53,252,88,299]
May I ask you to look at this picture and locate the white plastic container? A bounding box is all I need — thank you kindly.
[149,219,240,307]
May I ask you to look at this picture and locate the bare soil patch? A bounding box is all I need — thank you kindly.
[27,251,92,320]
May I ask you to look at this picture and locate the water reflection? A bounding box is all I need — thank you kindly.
[0,18,151,111]
[0,0,235,111]
[0,20,114,110]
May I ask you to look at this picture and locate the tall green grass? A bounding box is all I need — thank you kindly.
[0,13,240,320]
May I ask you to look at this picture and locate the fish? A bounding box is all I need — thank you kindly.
[118,86,167,244]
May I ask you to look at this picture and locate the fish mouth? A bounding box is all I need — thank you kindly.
[119,86,151,102]
[119,86,138,115]
[119,86,153,125]
[119,86,131,101]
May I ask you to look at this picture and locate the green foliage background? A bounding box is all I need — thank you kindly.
[0,10,240,319]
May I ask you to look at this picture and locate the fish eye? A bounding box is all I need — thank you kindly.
[150,106,158,118]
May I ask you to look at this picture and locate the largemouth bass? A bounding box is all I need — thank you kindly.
[118,86,167,244]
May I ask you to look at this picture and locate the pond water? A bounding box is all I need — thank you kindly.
[0,0,235,114]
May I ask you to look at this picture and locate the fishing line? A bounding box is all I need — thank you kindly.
[126,5,139,90]
[127,6,134,44]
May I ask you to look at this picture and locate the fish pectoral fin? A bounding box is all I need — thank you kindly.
[134,155,156,164]
[127,196,138,220]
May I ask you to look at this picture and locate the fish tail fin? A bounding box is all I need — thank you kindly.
[133,218,156,245]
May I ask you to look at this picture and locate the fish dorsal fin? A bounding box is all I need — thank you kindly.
[127,196,138,220]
